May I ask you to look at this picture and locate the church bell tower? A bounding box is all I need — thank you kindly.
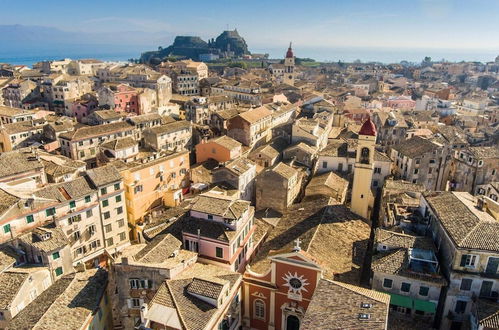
[283,42,295,86]
[350,118,377,219]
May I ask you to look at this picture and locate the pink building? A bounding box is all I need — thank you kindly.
[113,84,140,115]
[182,194,256,272]
[71,93,98,123]
[385,95,416,110]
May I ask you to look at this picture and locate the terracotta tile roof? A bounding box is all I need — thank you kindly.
[305,171,348,201]
[375,229,435,250]
[0,188,21,216]
[476,299,499,329]
[99,136,137,151]
[31,269,107,330]
[216,157,255,176]
[182,217,236,242]
[301,279,389,330]
[0,245,18,270]
[0,271,28,309]
[146,120,191,135]
[34,176,95,202]
[134,234,181,263]
[18,223,69,252]
[91,109,123,120]
[210,135,241,150]
[186,276,228,300]
[190,194,250,220]
[372,248,446,285]
[391,136,441,158]
[150,263,241,330]
[468,146,499,159]
[85,163,123,187]
[250,197,371,284]
[425,192,499,251]
[271,162,298,180]
[59,121,133,141]
[237,106,272,124]
[0,149,44,178]
[6,274,75,329]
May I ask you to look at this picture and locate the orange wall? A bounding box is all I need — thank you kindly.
[196,142,231,163]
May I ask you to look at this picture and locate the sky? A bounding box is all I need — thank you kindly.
[1,0,498,62]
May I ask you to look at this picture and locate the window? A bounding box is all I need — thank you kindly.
[105,224,112,233]
[52,252,60,260]
[101,187,107,195]
[322,161,328,169]
[374,167,381,174]
[79,151,85,158]
[338,163,343,172]
[485,257,499,274]
[254,299,265,320]
[455,300,467,314]
[116,206,123,214]
[134,185,143,194]
[115,195,122,203]
[401,282,411,292]
[114,183,120,190]
[419,286,429,296]
[102,199,109,207]
[119,232,126,241]
[86,209,93,218]
[460,278,473,291]
[89,240,100,249]
[103,211,110,219]
[74,231,81,240]
[118,219,125,227]
[208,214,213,220]
[85,195,91,203]
[131,298,141,308]
[69,201,76,209]
[55,267,63,276]
[216,247,223,258]
[383,278,393,288]
[414,169,419,174]
[26,215,34,223]
[106,238,114,246]
[46,208,56,217]
[460,254,478,268]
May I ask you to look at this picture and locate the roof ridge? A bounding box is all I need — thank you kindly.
[164,280,189,330]
[328,279,390,304]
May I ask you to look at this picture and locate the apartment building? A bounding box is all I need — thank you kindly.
[212,157,257,201]
[0,120,45,152]
[227,106,272,147]
[142,120,192,152]
[115,151,190,238]
[195,135,242,163]
[46,75,93,115]
[59,121,134,167]
[0,105,35,124]
[422,192,499,330]
[182,193,256,272]
[212,81,262,105]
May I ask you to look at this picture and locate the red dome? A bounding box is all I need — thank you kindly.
[359,118,377,136]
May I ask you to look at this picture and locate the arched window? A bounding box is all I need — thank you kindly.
[254,299,265,320]
[360,147,370,164]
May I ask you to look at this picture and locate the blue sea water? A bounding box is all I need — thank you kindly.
[0,44,496,66]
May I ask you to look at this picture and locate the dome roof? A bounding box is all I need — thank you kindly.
[359,118,377,136]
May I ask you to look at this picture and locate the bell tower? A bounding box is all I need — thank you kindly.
[351,118,377,219]
[283,42,295,86]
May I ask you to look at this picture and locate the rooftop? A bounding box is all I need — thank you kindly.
[59,121,132,141]
[301,279,389,330]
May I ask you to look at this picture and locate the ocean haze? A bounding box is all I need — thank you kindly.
[0,24,497,66]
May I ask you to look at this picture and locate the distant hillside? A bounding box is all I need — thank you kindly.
[140,29,250,63]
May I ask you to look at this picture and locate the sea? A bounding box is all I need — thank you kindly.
[0,44,497,67]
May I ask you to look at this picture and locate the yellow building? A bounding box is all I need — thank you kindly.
[114,151,190,240]
[351,118,377,219]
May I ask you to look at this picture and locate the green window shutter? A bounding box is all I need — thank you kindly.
[102,200,109,207]
[26,215,34,223]
[69,201,76,208]
[3,224,11,233]
[116,195,122,203]
[55,267,63,276]
[114,183,120,190]
[52,252,60,260]
[85,196,91,203]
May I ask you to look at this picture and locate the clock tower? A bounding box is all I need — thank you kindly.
[351,118,377,219]
[283,42,295,86]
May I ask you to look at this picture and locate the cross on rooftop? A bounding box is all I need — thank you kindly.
[293,238,302,252]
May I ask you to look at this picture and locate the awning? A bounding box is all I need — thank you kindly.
[389,293,413,308]
[388,293,436,314]
[414,299,436,313]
